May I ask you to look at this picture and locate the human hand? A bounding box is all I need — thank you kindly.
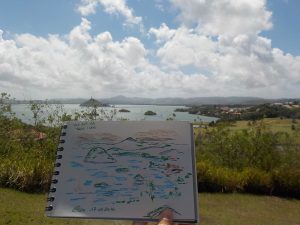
[132,209,193,225]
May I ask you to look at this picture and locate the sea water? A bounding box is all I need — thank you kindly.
[11,104,218,124]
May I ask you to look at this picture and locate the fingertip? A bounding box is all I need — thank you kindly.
[159,208,173,220]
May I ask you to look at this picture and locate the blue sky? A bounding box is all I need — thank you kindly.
[263,0,300,55]
[0,0,176,50]
[0,0,299,99]
[1,0,299,54]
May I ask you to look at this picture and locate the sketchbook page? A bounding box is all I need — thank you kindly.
[46,121,198,223]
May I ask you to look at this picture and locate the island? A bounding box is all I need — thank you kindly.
[80,97,109,107]
[144,110,157,116]
[119,109,130,112]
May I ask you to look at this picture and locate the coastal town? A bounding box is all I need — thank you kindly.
[176,101,300,121]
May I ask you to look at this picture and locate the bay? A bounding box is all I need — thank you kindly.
[11,104,218,124]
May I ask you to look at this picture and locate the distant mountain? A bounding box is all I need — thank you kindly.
[102,95,156,105]
[12,95,300,106]
[101,95,269,105]
[11,98,87,104]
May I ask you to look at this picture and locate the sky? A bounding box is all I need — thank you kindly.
[0,0,300,99]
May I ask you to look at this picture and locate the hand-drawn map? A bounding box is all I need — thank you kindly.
[46,121,198,223]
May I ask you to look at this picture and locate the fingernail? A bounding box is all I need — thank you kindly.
[160,208,173,221]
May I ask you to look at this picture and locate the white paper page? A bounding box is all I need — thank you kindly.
[46,121,198,223]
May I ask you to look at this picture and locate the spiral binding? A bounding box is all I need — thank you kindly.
[46,124,68,212]
[47,197,55,202]
[50,187,57,192]
[45,206,53,211]
[52,179,58,184]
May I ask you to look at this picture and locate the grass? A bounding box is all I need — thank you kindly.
[0,188,131,225]
[201,193,300,225]
[229,118,299,134]
[194,118,300,143]
[194,118,300,133]
[1,188,300,225]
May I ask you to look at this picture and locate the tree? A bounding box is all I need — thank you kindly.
[0,92,14,118]
[30,102,47,127]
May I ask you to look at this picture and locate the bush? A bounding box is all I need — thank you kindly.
[0,100,59,192]
[196,163,300,198]
[1,92,300,199]
[272,167,300,199]
[197,162,243,193]
[0,152,53,192]
[196,124,282,172]
[196,122,300,199]
[241,168,272,195]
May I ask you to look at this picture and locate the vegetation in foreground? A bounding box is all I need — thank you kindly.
[195,120,300,199]
[0,92,300,200]
[1,188,300,225]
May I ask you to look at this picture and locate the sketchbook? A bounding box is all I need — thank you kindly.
[45,121,198,223]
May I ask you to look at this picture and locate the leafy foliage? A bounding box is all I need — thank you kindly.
[1,92,300,199]
[0,92,118,193]
[196,122,300,198]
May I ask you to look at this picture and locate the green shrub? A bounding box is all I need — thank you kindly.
[196,124,282,172]
[272,167,300,199]
[197,162,243,193]
[1,92,300,199]
[0,106,58,192]
[0,151,54,192]
[241,168,272,195]
[196,162,300,199]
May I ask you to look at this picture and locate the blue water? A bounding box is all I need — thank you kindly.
[11,104,218,124]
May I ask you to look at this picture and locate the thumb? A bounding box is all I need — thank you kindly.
[157,209,173,225]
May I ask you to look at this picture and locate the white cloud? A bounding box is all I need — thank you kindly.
[77,0,98,16]
[0,19,212,98]
[170,0,272,36]
[215,34,300,91]
[148,21,300,97]
[150,25,218,70]
[77,0,142,26]
[141,0,299,97]
[148,23,176,43]
[1,1,300,99]
[67,17,92,51]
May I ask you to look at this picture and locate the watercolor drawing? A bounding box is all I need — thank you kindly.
[64,126,194,218]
